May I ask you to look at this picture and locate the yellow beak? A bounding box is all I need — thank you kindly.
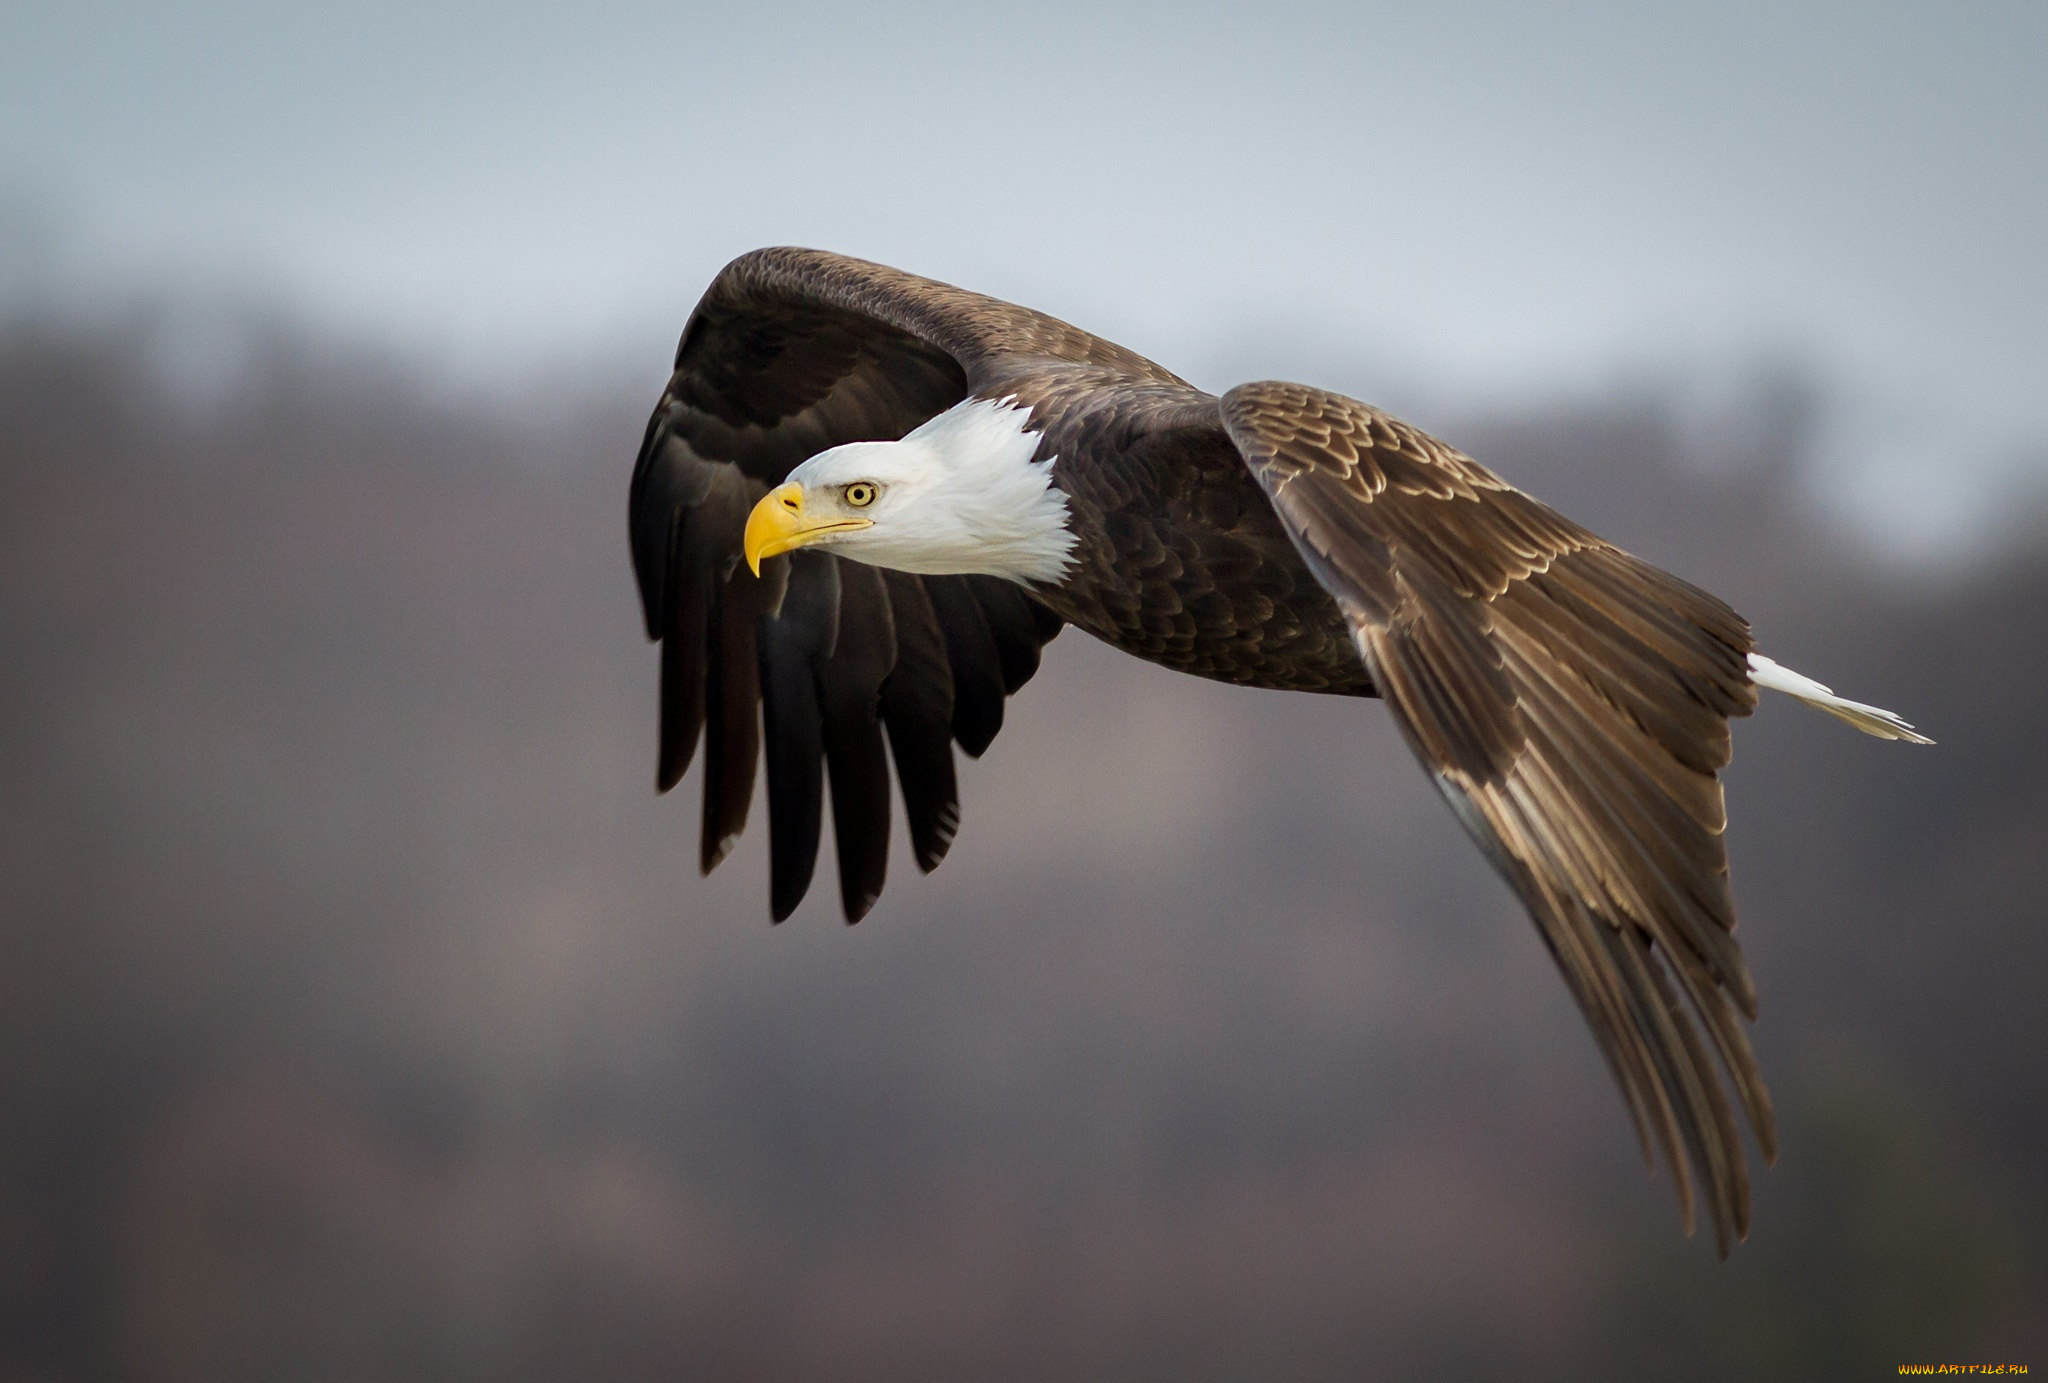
[742,482,872,575]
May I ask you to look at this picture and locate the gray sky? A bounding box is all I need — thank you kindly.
[4,0,2044,549]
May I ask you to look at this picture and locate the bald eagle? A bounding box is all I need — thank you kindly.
[629,248,1928,1254]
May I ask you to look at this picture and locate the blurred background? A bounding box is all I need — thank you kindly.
[3,2,2045,1378]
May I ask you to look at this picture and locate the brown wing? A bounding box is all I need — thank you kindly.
[630,249,1106,921]
[1221,381,1771,1254]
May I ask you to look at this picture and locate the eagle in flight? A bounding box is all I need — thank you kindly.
[629,248,1929,1254]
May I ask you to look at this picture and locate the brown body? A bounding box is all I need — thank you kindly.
[1026,385,1375,695]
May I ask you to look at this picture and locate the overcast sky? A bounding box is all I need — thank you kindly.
[4,0,2044,549]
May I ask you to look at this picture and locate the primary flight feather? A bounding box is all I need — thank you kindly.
[628,247,1930,1255]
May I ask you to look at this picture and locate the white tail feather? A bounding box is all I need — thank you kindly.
[1747,654,1934,744]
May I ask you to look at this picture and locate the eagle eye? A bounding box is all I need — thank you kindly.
[844,483,878,508]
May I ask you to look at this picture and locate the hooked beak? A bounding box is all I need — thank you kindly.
[743,482,873,575]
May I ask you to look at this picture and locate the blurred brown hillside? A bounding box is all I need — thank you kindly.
[1,314,2042,1381]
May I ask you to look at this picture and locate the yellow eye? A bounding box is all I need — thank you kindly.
[844,483,878,508]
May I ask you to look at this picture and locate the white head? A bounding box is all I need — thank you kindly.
[742,396,1078,585]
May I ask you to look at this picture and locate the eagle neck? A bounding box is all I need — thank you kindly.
[897,396,1078,587]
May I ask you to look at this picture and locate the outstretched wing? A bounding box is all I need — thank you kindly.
[1221,381,1770,1254]
[631,249,1127,921]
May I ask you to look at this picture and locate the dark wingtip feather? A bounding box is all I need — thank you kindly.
[760,572,831,924]
[824,721,891,922]
[700,833,739,877]
[894,753,958,874]
[923,804,960,872]
[877,571,961,875]
[923,576,1007,757]
[699,562,766,873]
[656,612,706,793]
[820,562,896,924]
[652,480,750,796]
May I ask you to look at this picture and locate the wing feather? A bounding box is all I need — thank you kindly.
[922,575,1012,758]
[878,570,962,874]
[760,551,837,922]
[699,557,769,872]
[818,561,897,922]
[655,517,709,792]
[631,250,1075,921]
[1223,380,1768,1254]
